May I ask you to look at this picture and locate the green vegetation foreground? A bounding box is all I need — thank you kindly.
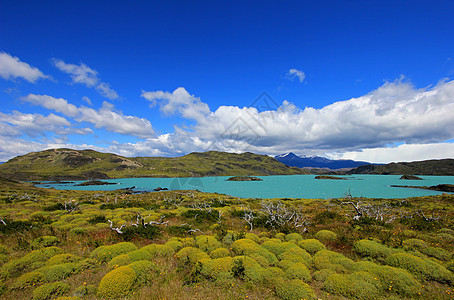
[0,178,453,299]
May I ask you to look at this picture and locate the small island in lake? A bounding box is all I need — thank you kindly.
[314,175,347,180]
[75,180,117,186]
[400,175,423,180]
[227,176,263,181]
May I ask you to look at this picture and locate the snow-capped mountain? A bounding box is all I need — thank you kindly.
[274,152,372,169]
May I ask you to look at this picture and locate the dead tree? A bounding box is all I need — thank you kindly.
[108,220,125,234]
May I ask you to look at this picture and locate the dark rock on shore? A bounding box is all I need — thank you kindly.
[154,187,169,191]
[390,184,454,193]
[227,176,263,181]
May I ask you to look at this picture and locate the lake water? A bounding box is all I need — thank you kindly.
[36,175,454,199]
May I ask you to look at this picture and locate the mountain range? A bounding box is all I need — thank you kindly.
[274,152,372,170]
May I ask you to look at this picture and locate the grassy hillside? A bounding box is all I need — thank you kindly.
[0,180,452,299]
[0,148,307,181]
[348,159,454,175]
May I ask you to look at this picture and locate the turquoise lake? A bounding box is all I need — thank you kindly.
[36,175,454,199]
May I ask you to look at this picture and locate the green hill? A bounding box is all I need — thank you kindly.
[348,159,454,175]
[0,148,307,181]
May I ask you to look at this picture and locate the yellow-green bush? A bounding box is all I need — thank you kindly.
[231,239,277,265]
[196,235,222,252]
[165,240,183,251]
[97,265,136,298]
[285,233,303,243]
[402,238,428,250]
[32,281,70,300]
[97,260,155,298]
[261,240,298,256]
[298,239,326,254]
[385,252,454,284]
[244,233,260,243]
[141,243,174,257]
[262,267,285,284]
[275,233,286,241]
[210,248,230,259]
[2,246,63,276]
[323,271,379,300]
[354,239,399,261]
[284,262,311,282]
[176,247,210,264]
[39,263,78,282]
[313,268,336,282]
[274,278,316,300]
[73,284,97,297]
[46,254,80,266]
[352,261,420,296]
[314,230,337,242]
[278,247,311,266]
[421,246,452,261]
[90,242,137,263]
[31,236,59,249]
[108,248,153,270]
[232,256,265,283]
[12,270,43,289]
[200,257,234,280]
[313,250,355,273]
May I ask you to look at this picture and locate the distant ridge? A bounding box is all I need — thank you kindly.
[274,152,372,170]
[347,159,454,175]
[0,148,307,181]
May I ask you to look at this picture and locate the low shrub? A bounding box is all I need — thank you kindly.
[262,267,285,285]
[231,239,277,265]
[90,242,138,263]
[298,239,326,254]
[200,257,234,280]
[314,230,337,242]
[97,260,155,298]
[244,233,260,243]
[278,247,311,266]
[120,225,160,241]
[274,278,316,300]
[323,271,379,300]
[2,246,63,276]
[210,248,230,259]
[141,244,174,257]
[284,262,311,282]
[196,235,222,252]
[46,254,80,266]
[176,247,210,265]
[261,240,298,256]
[73,284,97,297]
[285,233,303,243]
[386,252,454,284]
[165,240,183,252]
[232,256,264,282]
[181,209,218,224]
[12,270,43,289]
[312,250,355,273]
[32,281,70,300]
[421,246,452,261]
[108,248,152,270]
[353,239,399,261]
[313,268,336,282]
[31,236,59,249]
[39,263,78,282]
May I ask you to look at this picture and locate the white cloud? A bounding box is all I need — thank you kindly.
[286,68,305,83]
[22,94,79,117]
[0,111,71,137]
[82,96,93,105]
[0,52,50,83]
[335,142,454,163]
[22,94,154,138]
[52,59,119,99]
[141,87,211,120]
[77,102,155,138]
[96,82,119,100]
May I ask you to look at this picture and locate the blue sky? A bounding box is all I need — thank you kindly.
[1,0,454,163]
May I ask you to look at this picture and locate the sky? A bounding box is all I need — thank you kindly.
[1,0,454,163]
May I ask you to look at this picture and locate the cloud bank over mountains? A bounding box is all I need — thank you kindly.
[0,53,453,163]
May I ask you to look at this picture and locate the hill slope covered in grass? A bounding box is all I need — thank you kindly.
[0,148,307,181]
[348,159,454,175]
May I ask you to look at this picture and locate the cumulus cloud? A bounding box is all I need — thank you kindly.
[0,111,71,137]
[286,68,305,83]
[335,142,454,163]
[22,94,79,117]
[141,87,211,120]
[77,102,155,138]
[23,94,155,138]
[52,59,119,99]
[0,52,50,83]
